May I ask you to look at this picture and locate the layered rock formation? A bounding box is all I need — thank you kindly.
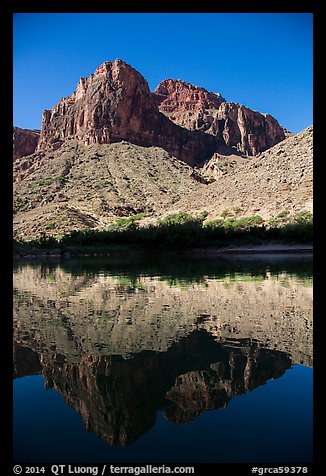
[154,79,226,114]
[36,59,285,166]
[36,59,218,167]
[13,59,311,241]
[13,127,40,161]
[154,79,285,156]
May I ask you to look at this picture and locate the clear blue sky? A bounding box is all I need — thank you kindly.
[13,13,313,134]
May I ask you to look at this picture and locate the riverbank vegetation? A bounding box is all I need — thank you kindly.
[13,209,313,255]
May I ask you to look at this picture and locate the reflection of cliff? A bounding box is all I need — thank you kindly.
[13,343,42,378]
[13,263,313,366]
[13,331,292,445]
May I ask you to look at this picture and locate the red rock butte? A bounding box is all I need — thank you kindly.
[13,127,40,161]
[35,59,285,166]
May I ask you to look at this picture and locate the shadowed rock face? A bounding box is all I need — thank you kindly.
[13,332,292,446]
[154,79,285,156]
[13,343,42,378]
[36,59,219,167]
[13,127,40,161]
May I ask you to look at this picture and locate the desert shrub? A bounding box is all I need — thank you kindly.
[153,212,206,246]
[16,209,313,251]
[108,213,145,231]
[220,209,235,219]
[292,210,313,224]
[44,221,56,230]
[231,215,264,232]
[159,211,202,226]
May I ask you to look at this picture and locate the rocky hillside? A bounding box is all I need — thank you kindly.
[13,140,203,240]
[169,125,313,222]
[13,59,312,241]
[13,125,313,241]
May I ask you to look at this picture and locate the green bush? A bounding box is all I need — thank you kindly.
[159,211,202,226]
[15,210,313,251]
[44,221,56,230]
[220,209,235,219]
[231,215,264,232]
[108,213,145,231]
[293,210,313,224]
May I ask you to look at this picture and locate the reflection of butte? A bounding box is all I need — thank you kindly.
[14,331,292,446]
[13,265,313,366]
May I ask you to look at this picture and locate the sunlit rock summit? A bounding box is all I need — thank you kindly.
[35,59,285,164]
[36,59,218,167]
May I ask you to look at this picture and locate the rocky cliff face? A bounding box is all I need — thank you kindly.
[36,59,218,167]
[13,127,40,161]
[13,60,310,240]
[154,79,285,156]
[36,59,285,166]
[154,79,226,113]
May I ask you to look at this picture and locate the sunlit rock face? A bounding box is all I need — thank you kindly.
[36,59,219,167]
[36,59,285,166]
[13,127,40,161]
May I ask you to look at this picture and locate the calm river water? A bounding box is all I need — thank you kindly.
[13,253,313,463]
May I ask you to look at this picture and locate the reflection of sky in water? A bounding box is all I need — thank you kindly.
[14,365,312,463]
